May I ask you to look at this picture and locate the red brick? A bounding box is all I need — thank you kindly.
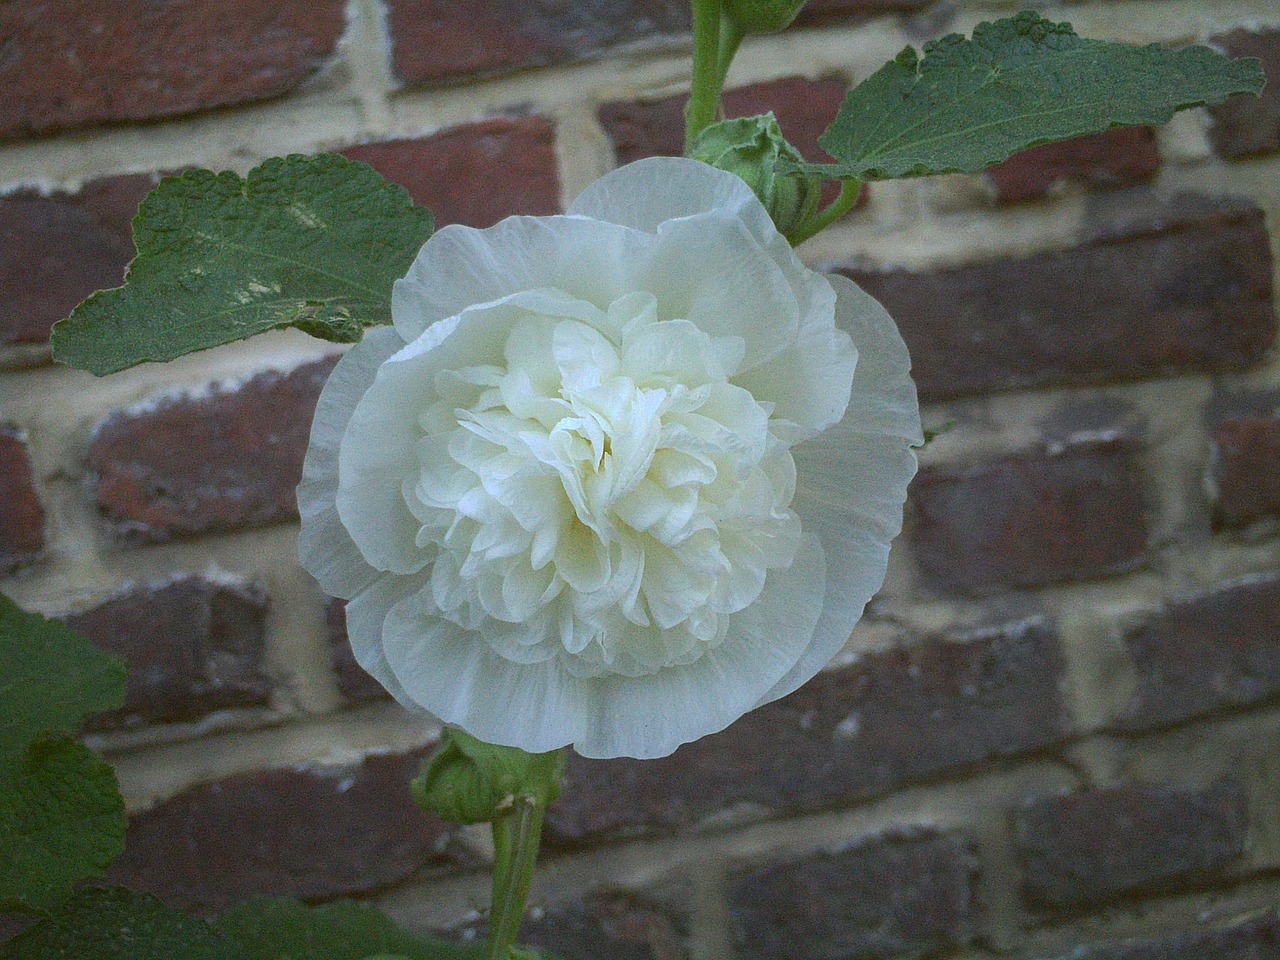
[1015,783,1248,909]
[342,117,561,228]
[986,127,1159,204]
[1039,911,1280,960]
[106,750,460,914]
[386,0,689,86]
[546,620,1068,844]
[0,0,346,141]
[326,598,388,703]
[88,357,336,542]
[838,195,1277,401]
[729,830,977,960]
[0,174,154,348]
[68,576,270,731]
[1115,574,1280,732]
[1212,402,1280,527]
[0,428,44,575]
[909,442,1148,595]
[1208,29,1280,159]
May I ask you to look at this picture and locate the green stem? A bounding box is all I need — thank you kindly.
[784,179,862,246]
[685,0,724,152]
[714,13,744,92]
[486,795,546,960]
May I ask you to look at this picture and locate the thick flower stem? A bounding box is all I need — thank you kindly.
[784,179,862,246]
[486,793,547,960]
[685,0,725,152]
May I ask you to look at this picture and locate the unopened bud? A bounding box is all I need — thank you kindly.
[411,728,565,825]
[723,0,807,34]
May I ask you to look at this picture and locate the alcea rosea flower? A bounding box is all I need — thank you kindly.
[298,157,921,759]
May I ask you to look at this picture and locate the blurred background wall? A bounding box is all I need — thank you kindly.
[2,1,1280,957]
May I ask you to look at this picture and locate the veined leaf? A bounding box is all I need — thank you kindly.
[51,154,434,376]
[780,11,1265,181]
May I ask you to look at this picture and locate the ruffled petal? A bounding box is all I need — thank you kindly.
[344,572,431,710]
[297,327,406,599]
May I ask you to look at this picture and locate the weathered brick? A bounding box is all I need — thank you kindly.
[0,428,44,576]
[326,598,388,703]
[68,576,270,730]
[1212,398,1280,527]
[1015,782,1248,910]
[0,0,345,141]
[386,0,689,87]
[89,357,336,542]
[986,127,1159,204]
[729,831,977,960]
[546,621,1068,844]
[1208,29,1280,159]
[837,195,1277,401]
[909,443,1148,595]
[106,750,458,914]
[342,117,561,228]
[1116,574,1280,732]
[1037,911,1280,960]
[0,174,154,348]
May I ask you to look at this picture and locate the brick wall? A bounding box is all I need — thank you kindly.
[2,2,1280,958]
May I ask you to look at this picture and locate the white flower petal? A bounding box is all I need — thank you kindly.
[344,573,430,710]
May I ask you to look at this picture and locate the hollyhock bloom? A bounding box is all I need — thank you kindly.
[298,156,920,759]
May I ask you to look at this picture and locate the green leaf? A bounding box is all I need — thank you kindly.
[216,898,486,960]
[51,154,434,376]
[781,11,1266,181]
[0,595,128,911]
[0,888,246,960]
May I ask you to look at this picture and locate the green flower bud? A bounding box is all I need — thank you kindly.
[691,113,822,237]
[723,0,807,34]
[411,728,566,825]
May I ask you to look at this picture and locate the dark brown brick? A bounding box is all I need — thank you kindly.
[837,195,1277,401]
[326,598,388,703]
[546,621,1068,844]
[1213,407,1280,528]
[386,0,689,87]
[1015,782,1248,910]
[910,443,1147,595]
[1037,911,1280,960]
[0,174,154,348]
[68,576,270,730]
[342,116,561,228]
[0,428,44,575]
[0,0,345,141]
[1208,29,1280,159]
[89,357,336,542]
[1116,574,1280,732]
[106,750,458,914]
[729,830,977,960]
[986,127,1159,204]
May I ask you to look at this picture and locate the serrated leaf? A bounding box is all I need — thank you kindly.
[51,154,434,376]
[216,898,487,960]
[0,887,246,960]
[781,11,1265,181]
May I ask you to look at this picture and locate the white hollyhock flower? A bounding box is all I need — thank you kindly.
[298,157,921,759]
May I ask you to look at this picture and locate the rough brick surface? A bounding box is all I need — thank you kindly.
[909,443,1148,595]
[89,357,336,542]
[1015,783,1248,909]
[106,750,457,914]
[0,0,345,141]
[986,127,1159,204]
[839,195,1277,401]
[343,117,561,228]
[1116,575,1280,732]
[69,576,270,730]
[0,428,44,576]
[326,598,388,703]
[387,0,689,86]
[1042,912,1280,960]
[546,621,1068,844]
[1208,29,1280,159]
[1212,403,1280,527]
[0,174,154,348]
[729,831,977,960]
